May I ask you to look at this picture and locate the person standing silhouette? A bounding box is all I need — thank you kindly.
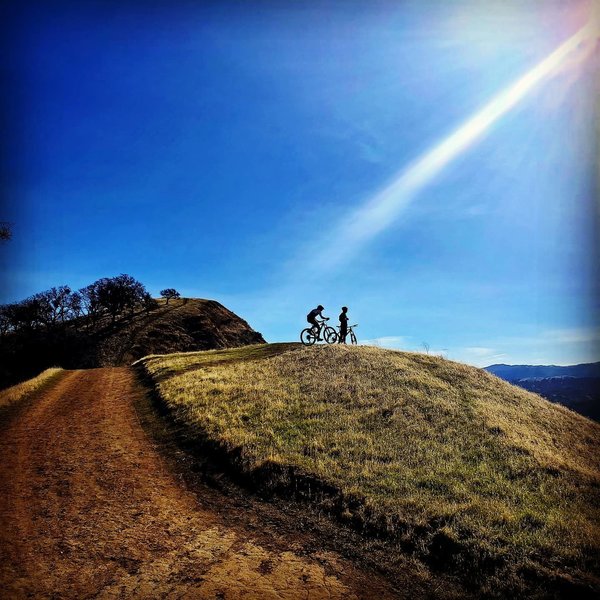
[338,306,349,343]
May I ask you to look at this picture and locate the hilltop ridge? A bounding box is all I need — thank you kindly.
[93,298,265,366]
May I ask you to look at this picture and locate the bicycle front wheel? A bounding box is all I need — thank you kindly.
[324,327,338,344]
[350,331,357,345]
[301,328,317,346]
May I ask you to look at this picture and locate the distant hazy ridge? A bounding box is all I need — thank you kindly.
[485,362,600,421]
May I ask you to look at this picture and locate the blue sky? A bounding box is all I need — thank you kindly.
[2,0,599,366]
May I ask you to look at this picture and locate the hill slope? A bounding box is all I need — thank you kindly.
[139,343,600,597]
[0,298,265,388]
[92,298,265,366]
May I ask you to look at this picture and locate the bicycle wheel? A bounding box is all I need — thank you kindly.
[301,328,317,346]
[324,327,338,344]
[350,331,357,345]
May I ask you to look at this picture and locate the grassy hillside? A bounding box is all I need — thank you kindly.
[0,298,265,389]
[138,343,600,596]
[0,368,63,410]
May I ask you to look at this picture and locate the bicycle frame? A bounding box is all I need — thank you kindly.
[336,323,358,344]
[311,318,328,334]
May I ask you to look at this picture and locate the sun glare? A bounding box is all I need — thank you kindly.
[315,18,599,271]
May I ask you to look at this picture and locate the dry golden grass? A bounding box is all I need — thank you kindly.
[139,343,600,594]
[0,368,63,409]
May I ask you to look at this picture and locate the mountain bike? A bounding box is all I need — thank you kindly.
[300,318,337,346]
[336,323,358,345]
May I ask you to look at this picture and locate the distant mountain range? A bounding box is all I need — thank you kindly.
[485,362,600,421]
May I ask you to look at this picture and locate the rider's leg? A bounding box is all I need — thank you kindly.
[312,320,323,340]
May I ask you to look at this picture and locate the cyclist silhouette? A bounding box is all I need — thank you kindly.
[338,306,349,343]
[307,305,327,340]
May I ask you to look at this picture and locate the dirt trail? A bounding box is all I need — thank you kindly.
[0,368,401,599]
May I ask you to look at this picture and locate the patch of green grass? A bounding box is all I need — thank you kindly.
[139,343,600,594]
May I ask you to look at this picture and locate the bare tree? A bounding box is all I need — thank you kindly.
[46,286,72,324]
[92,275,147,323]
[79,282,104,328]
[0,222,11,241]
[8,296,45,331]
[1,275,152,335]
[421,341,430,355]
[66,292,84,329]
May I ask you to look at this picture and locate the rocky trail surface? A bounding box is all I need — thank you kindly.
[0,368,405,599]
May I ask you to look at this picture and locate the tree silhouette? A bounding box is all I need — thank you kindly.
[1,274,152,333]
[0,306,11,336]
[141,292,159,315]
[94,275,148,323]
[79,282,103,328]
[160,288,180,305]
[78,275,147,326]
[46,286,72,324]
[0,222,11,241]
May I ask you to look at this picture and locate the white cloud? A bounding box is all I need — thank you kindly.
[462,346,497,357]
[360,336,409,348]
[543,327,600,344]
[450,347,508,367]
[451,326,600,367]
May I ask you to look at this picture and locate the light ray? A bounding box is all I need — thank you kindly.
[312,20,598,272]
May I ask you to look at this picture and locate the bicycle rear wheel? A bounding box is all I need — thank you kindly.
[350,331,357,345]
[301,328,317,346]
[324,327,338,344]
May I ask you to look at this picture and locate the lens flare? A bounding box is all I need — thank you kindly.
[313,20,598,272]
